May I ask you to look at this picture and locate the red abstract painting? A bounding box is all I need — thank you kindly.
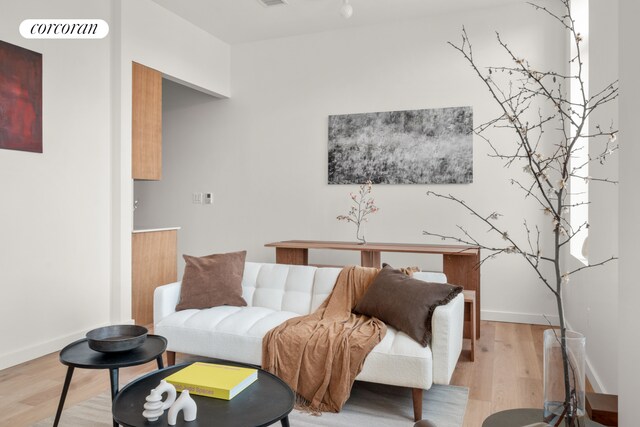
[0,40,42,153]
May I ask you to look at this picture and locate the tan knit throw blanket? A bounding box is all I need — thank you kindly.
[261,265,387,413]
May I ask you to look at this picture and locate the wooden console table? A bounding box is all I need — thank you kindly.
[265,240,481,339]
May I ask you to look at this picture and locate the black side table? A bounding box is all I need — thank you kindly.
[53,334,167,427]
[483,408,606,427]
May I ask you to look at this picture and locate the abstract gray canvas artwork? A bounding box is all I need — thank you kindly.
[328,107,473,184]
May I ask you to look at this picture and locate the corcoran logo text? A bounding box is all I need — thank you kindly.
[20,19,109,39]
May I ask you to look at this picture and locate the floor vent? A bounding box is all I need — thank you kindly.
[257,0,288,6]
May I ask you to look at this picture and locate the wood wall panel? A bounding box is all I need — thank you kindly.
[132,230,177,326]
[132,62,162,180]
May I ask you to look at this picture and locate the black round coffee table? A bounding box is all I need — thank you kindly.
[112,362,295,427]
[54,334,167,427]
[482,408,605,426]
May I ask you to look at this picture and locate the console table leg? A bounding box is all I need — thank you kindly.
[360,250,381,268]
[53,366,75,427]
[444,253,481,339]
[281,416,290,427]
[275,248,308,265]
[109,368,119,427]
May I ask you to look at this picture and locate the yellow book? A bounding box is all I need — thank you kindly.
[164,362,258,400]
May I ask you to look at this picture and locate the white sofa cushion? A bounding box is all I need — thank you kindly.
[430,293,464,384]
[242,262,318,315]
[413,271,464,384]
[412,271,448,283]
[310,267,342,311]
[156,305,301,365]
[357,326,433,389]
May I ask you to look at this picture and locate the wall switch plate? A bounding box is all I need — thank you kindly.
[192,193,203,204]
[204,193,213,205]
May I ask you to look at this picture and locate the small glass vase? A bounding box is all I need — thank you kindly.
[543,329,586,426]
[355,225,366,245]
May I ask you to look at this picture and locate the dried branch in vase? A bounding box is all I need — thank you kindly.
[337,180,379,244]
[423,1,617,425]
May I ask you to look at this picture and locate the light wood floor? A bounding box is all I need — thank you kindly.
[0,321,583,427]
[452,321,548,425]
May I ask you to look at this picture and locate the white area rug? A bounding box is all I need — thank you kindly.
[288,381,468,427]
[34,381,468,427]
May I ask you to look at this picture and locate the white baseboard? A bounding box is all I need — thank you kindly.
[481,309,560,326]
[0,319,134,371]
[585,357,606,393]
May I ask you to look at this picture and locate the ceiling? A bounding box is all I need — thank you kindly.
[152,0,522,44]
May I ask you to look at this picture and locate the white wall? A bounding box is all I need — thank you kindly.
[120,0,230,98]
[563,0,619,394]
[0,0,230,370]
[112,0,230,324]
[0,0,112,370]
[135,3,566,326]
[618,0,640,423]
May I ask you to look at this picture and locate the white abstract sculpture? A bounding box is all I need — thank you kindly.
[142,389,164,422]
[155,380,177,410]
[167,390,197,425]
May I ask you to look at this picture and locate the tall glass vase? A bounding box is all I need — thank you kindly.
[543,329,586,426]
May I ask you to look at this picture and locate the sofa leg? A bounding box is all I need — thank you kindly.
[166,351,176,366]
[412,388,423,421]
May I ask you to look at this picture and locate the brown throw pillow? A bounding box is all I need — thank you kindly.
[354,264,462,346]
[176,251,248,311]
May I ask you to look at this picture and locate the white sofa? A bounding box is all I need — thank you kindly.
[154,262,464,420]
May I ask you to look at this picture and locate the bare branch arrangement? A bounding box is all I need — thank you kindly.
[337,180,379,244]
[424,1,617,425]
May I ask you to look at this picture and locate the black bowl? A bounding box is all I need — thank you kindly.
[86,325,148,353]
